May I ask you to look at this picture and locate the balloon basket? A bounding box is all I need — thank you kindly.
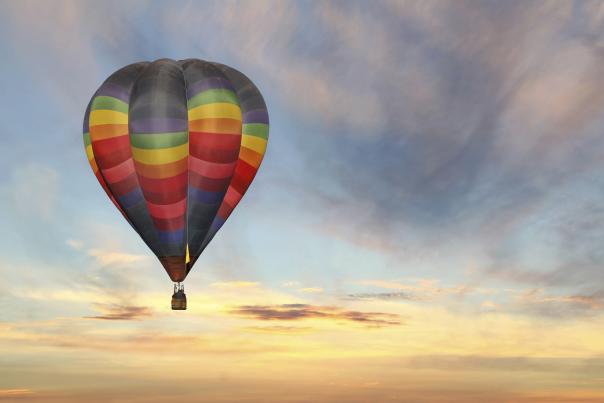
[171,283,187,310]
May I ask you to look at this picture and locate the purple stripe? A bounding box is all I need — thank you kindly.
[96,83,130,103]
[210,216,226,231]
[158,229,184,244]
[83,115,90,133]
[187,77,235,99]
[118,188,143,208]
[130,118,188,133]
[243,109,269,124]
[189,188,225,204]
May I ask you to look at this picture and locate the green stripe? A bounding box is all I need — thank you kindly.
[83,132,91,146]
[130,131,188,149]
[188,89,239,109]
[242,123,269,140]
[91,96,129,113]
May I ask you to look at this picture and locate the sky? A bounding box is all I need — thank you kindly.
[1,0,604,402]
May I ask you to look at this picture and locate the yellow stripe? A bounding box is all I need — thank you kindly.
[188,103,242,121]
[131,143,188,165]
[89,110,128,126]
[85,144,94,160]
[188,118,241,133]
[241,135,267,155]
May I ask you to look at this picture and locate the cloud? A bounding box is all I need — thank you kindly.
[230,304,401,327]
[480,300,498,313]
[484,199,604,291]
[84,304,153,321]
[87,249,148,266]
[210,281,260,289]
[0,389,34,398]
[357,279,481,301]
[298,287,323,294]
[513,289,604,318]
[65,239,84,250]
[0,319,287,356]
[6,163,58,219]
[217,1,604,304]
[1,1,146,114]
[161,1,385,132]
[345,292,418,302]
[403,354,604,375]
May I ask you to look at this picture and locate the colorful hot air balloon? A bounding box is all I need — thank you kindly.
[83,59,269,309]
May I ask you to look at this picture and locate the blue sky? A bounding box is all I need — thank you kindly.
[1,1,604,401]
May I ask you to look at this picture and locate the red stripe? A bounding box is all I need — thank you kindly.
[147,198,186,219]
[107,172,138,197]
[92,135,130,156]
[189,156,237,179]
[189,146,241,163]
[138,171,188,193]
[92,135,132,168]
[189,131,241,150]
[143,188,187,204]
[94,166,132,225]
[188,171,232,192]
[152,215,185,231]
[217,202,234,219]
[234,160,257,184]
[103,158,135,183]
[223,186,243,207]
[189,131,241,163]
[229,160,257,195]
[215,187,242,221]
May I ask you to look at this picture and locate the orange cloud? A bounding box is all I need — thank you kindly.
[0,389,34,397]
[83,304,153,321]
[230,304,401,328]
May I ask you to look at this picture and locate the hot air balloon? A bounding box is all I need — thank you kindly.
[83,59,269,310]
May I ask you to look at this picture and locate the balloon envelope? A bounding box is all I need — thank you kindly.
[83,59,269,282]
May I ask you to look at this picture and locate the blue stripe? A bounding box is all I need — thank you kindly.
[189,188,225,204]
[158,229,184,244]
[118,188,143,208]
[243,109,269,124]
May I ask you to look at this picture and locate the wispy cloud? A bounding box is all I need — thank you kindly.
[3,2,604,400]
[210,281,260,289]
[345,292,417,302]
[87,249,148,267]
[84,304,153,321]
[65,239,84,250]
[298,287,323,294]
[513,289,604,318]
[356,279,482,301]
[0,389,34,398]
[230,304,401,328]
